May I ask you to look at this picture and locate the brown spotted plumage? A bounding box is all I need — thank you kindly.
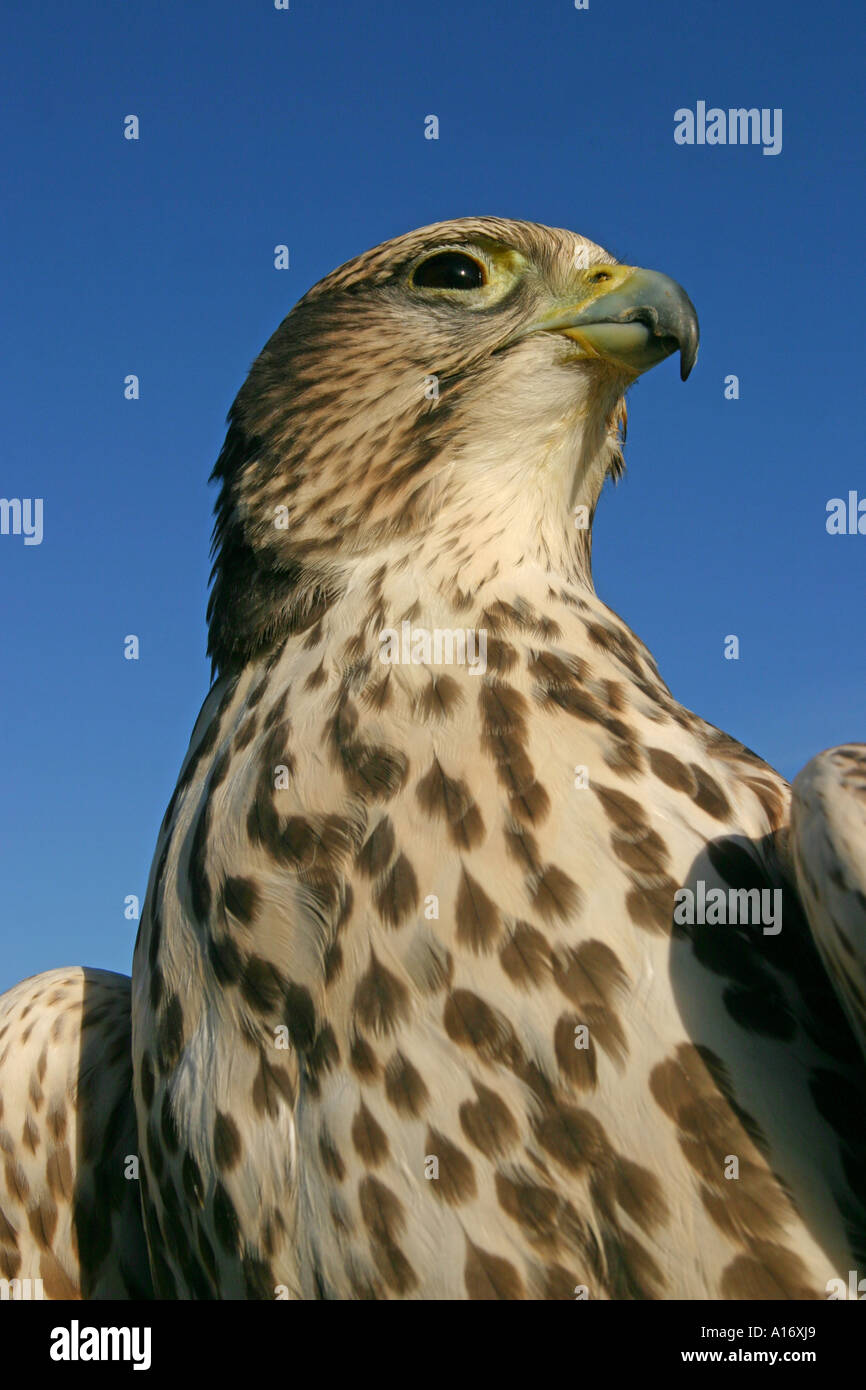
[0,969,152,1298]
[123,222,866,1299]
[3,219,865,1300]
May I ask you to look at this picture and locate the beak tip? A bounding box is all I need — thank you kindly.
[679,331,699,381]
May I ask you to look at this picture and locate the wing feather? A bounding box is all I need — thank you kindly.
[791,744,866,1060]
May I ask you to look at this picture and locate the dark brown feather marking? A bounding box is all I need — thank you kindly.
[455,867,501,953]
[416,758,485,849]
[353,953,411,1037]
[464,1239,525,1300]
[459,1081,520,1158]
[425,1128,477,1204]
[384,1052,430,1116]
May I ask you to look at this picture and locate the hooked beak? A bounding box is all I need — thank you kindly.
[520,264,699,381]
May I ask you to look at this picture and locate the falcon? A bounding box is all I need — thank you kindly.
[2,218,865,1301]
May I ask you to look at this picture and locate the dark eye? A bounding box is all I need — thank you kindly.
[412,251,486,291]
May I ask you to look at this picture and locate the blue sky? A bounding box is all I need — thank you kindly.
[2,0,863,992]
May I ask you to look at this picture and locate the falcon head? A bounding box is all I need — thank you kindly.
[208,217,698,675]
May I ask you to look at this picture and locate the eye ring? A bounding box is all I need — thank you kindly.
[411,250,487,291]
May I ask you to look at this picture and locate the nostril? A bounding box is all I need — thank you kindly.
[624,305,659,330]
[588,269,613,285]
